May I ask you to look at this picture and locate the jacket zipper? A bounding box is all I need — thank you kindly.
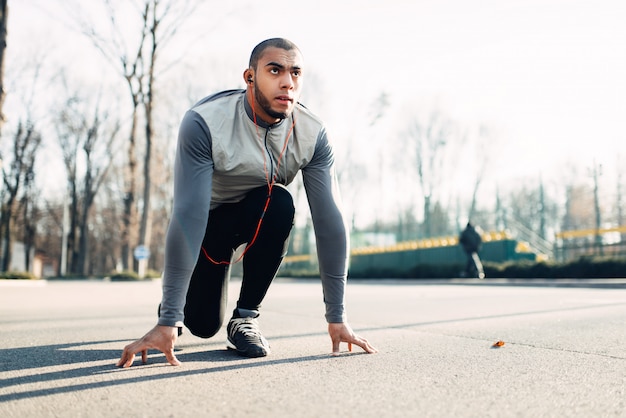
[263,126,275,183]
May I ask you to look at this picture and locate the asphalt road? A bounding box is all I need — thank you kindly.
[1,278,625,418]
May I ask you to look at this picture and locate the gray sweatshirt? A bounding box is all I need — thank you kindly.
[157,89,348,327]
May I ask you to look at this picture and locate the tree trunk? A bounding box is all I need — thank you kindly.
[422,195,432,238]
[76,178,95,275]
[139,100,152,252]
[0,0,8,135]
[76,203,90,275]
[138,4,159,255]
[1,198,14,271]
[121,108,139,270]
[68,182,79,274]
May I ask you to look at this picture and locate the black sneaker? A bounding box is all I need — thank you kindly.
[227,316,271,357]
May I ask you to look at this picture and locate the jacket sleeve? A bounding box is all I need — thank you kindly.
[301,128,348,323]
[158,110,214,327]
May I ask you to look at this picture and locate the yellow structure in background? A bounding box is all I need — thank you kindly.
[350,230,513,256]
[284,230,514,263]
[555,225,626,240]
[284,226,626,265]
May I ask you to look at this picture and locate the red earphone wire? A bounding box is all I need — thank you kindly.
[202,91,296,265]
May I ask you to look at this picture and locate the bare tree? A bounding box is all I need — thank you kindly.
[0,0,7,136]
[18,181,39,271]
[590,160,603,254]
[465,124,492,222]
[68,0,201,271]
[562,184,593,232]
[0,120,41,271]
[56,90,119,275]
[88,183,123,274]
[0,53,50,274]
[87,166,126,275]
[37,199,64,276]
[338,92,388,234]
[617,155,625,243]
[406,110,456,238]
[146,133,174,272]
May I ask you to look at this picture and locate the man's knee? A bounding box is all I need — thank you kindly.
[266,185,295,229]
[183,315,223,339]
[183,300,224,338]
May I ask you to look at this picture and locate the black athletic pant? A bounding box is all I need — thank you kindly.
[183,185,295,338]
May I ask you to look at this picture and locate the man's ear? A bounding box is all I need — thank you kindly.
[243,69,254,85]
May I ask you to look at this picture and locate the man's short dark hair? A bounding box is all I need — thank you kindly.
[249,38,301,70]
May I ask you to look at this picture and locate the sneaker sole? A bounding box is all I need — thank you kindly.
[226,338,271,358]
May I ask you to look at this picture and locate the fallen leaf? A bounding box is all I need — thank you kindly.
[492,340,505,348]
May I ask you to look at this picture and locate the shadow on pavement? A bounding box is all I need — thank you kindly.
[0,344,345,402]
[3,298,624,402]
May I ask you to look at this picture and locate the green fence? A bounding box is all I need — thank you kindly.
[283,235,537,276]
[347,239,535,276]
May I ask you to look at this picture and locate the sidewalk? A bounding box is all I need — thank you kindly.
[1,278,625,417]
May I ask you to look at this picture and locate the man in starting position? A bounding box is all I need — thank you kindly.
[118,38,377,367]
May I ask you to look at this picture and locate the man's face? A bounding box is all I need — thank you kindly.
[250,46,303,123]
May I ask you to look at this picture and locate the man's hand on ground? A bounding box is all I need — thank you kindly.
[328,322,378,355]
[117,325,181,368]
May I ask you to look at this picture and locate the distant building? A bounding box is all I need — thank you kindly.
[0,241,56,278]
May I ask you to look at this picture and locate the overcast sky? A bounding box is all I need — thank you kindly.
[7,0,626,219]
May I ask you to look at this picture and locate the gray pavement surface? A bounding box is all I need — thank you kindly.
[0,277,625,418]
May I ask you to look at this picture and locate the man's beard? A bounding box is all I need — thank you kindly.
[254,84,290,120]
